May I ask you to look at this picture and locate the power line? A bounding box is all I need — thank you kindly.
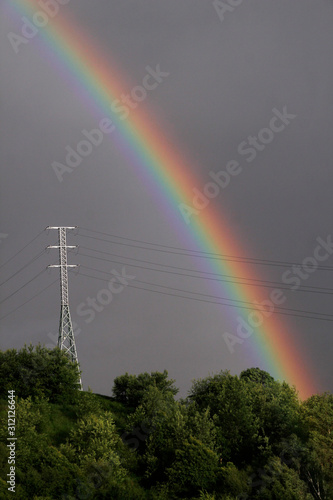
[78,246,333,295]
[0,250,45,287]
[77,250,333,296]
[78,227,333,271]
[76,269,333,324]
[80,264,333,319]
[0,269,46,305]
[0,279,58,321]
[78,233,333,271]
[0,229,45,270]
[79,265,333,319]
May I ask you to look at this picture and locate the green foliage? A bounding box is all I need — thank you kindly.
[216,462,251,497]
[198,492,217,500]
[302,392,333,436]
[240,367,275,385]
[300,393,333,499]
[92,473,149,499]
[186,405,217,451]
[112,369,178,408]
[74,387,103,419]
[188,371,261,465]
[250,456,312,499]
[0,396,81,498]
[0,397,51,472]
[61,411,126,477]
[0,350,332,499]
[188,370,303,468]
[167,435,219,496]
[0,344,81,402]
[128,386,186,481]
[126,385,220,498]
[245,378,301,454]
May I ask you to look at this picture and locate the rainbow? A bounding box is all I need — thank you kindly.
[8,0,316,398]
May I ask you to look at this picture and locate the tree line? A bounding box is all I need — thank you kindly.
[0,344,332,499]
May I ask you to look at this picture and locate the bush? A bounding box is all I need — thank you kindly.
[0,344,81,402]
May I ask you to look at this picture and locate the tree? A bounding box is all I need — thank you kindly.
[126,386,186,483]
[61,411,126,477]
[243,378,302,457]
[188,370,262,465]
[74,387,102,419]
[250,456,312,499]
[112,370,178,409]
[1,358,332,498]
[126,385,220,497]
[188,369,303,468]
[0,344,81,402]
[0,396,81,499]
[166,436,219,497]
[300,393,333,499]
[215,462,250,499]
[240,367,274,386]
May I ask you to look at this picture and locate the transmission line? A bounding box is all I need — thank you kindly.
[80,264,333,319]
[0,229,45,270]
[0,269,46,305]
[0,279,58,321]
[78,227,333,271]
[79,265,333,320]
[77,246,333,295]
[76,269,333,324]
[0,250,45,287]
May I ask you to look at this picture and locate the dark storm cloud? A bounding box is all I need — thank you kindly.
[1,0,332,396]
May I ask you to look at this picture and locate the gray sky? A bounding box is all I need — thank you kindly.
[1,0,333,398]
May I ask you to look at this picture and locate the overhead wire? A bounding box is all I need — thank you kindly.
[0,229,45,270]
[76,266,333,318]
[77,246,333,295]
[79,264,333,318]
[2,226,331,325]
[76,268,333,323]
[0,278,58,321]
[0,249,45,287]
[78,226,333,271]
[0,269,46,305]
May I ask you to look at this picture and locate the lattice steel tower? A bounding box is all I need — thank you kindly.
[47,226,82,389]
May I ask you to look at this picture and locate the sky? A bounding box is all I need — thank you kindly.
[1,0,332,398]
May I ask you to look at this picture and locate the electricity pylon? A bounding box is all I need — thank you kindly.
[46,226,82,390]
